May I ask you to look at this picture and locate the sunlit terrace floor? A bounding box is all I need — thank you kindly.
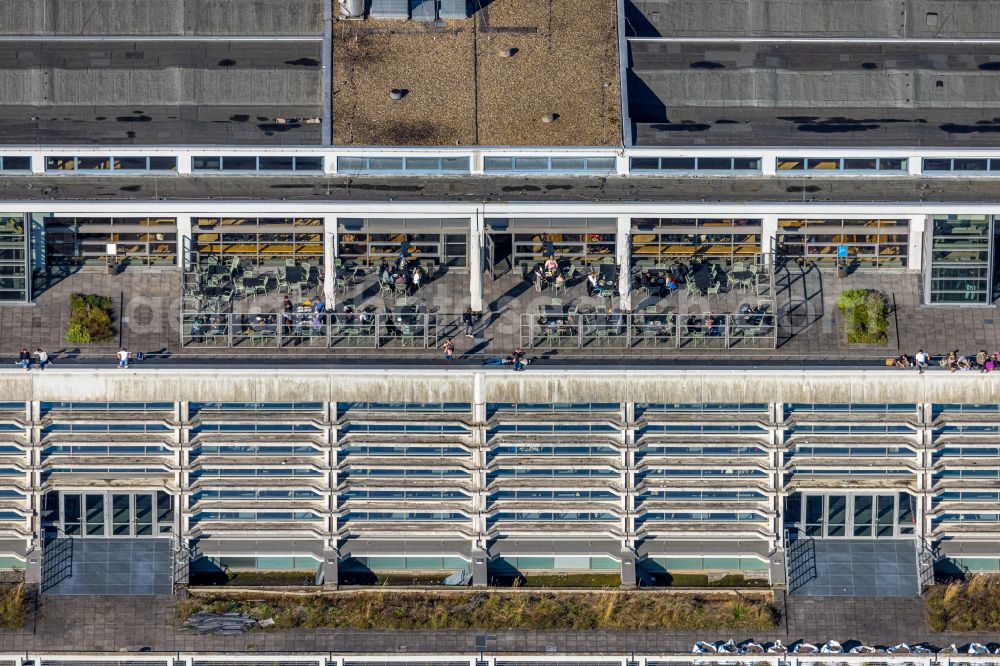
[3,261,1000,362]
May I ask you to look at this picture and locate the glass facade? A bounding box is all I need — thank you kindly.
[338,218,468,268]
[0,215,28,302]
[778,218,909,267]
[0,393,999,575]
[194,217,323,265]
[926,214,993,304]
[777,157,907,173]
[632,218,761,262]
[43,217,177,267]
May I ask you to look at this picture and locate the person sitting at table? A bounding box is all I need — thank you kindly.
[532,266,545,293]
[411,266,424,293]
[586,271,599,296]
[282,295,293,313]
[394,272,408,291]
[378,258,389,276]
[310,313,323,334]
[313,299,325,314]
[544,255,559,276]
[380,264,393,284]
[665,274,679,293]
[554,271,566,291]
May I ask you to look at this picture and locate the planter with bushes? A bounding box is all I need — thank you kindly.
[65,293,114,344]
[837,288,890,344]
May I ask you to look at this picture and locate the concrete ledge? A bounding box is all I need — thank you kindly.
[1,367,998,404]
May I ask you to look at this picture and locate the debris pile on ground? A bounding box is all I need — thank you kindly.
[184,611,259,635]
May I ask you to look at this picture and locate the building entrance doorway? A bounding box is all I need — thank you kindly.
[44,490,174,538]
[785,491,916,539]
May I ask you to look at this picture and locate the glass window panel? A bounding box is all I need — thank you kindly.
[549,157,587,171]
[806,158,841,170]
[953,158,989,171]
[586,157,616,170]
[441,157,469,171]
[85,494,105,536]
[404,157,441,170]
[157,490,173,525]
[878,158,906,171]
[805,495,823,536]
[923,158,952,172]
[660,157,696,170]
[1,156,30,170]
[112,494,130,535]
[853,496,873,536]
[293,156,323,171]
[843,158,877,170]
[258,156,295,170]
[483,157,514,170]
[732,157,760,170]
[192,156,221,170]
[64,494,82,535]
[777,158,804,170]
[698,157,733,170]
[76,157,110,170]
[827,495,847,536]
[337,157,364,171]
[46,157,77,171]
[513,157,549,171]
[877,495,895,536]
[368,157,404,171]
[630,157,660,170]
[148,156,177,170]
[221,156,258,171]
[116,156,148,170]
[135,495,153,536]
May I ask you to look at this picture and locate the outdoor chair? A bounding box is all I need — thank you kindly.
[379,283,393,299]
[707,282,721,299]
[285,258,297,267]
[277,273,289,293]
[336,278,349,295]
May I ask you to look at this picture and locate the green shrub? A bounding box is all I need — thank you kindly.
[0,584,27,629]
[837,288,889,344]
[65,293,114,343]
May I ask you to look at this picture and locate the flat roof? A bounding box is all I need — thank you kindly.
[2,173,1000,203]
[624,0,1000,39]
[0,40,324,145]
[332,0,622,146]
[627,41,1000,147]
[0,0,323,36]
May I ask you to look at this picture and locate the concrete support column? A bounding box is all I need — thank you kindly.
[469,213,484,312]
[29,154,44,175]
[908,155,922,176]
[176,155,193,175]
[323,216,337,307]
[908,215,926,272]
[322,548,340,588]
[760,154,777,176]
[471,546,488,586]
[615,215,632,310]
[761,215,779,263]
[176,215,192,269]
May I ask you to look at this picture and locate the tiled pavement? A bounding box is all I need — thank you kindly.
[3,262,1000,362]
[0,592,987,654]
[788,540,920,597]
[45,539,172,596]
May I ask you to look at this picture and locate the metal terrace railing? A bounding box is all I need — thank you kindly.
[519,311,778,350]
[181,311,462,349]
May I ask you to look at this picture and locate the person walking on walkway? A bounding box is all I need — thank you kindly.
[442,337,455,363]
[35,348,49,370]
[17,348,30,370]
[463,307,479,338]
[915,349,929,374]
[117,348,130,369]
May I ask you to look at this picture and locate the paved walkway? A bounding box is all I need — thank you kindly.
[0,593,986,654]
[3,262,1000,363]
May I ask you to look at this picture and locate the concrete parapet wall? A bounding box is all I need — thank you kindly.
[1,367,999,404]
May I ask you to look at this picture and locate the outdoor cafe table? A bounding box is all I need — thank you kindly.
[242,276,263,291]
[286,266,304,283]
[689,265,714,292]
[206,264,229,277]
[540,304,565,328]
